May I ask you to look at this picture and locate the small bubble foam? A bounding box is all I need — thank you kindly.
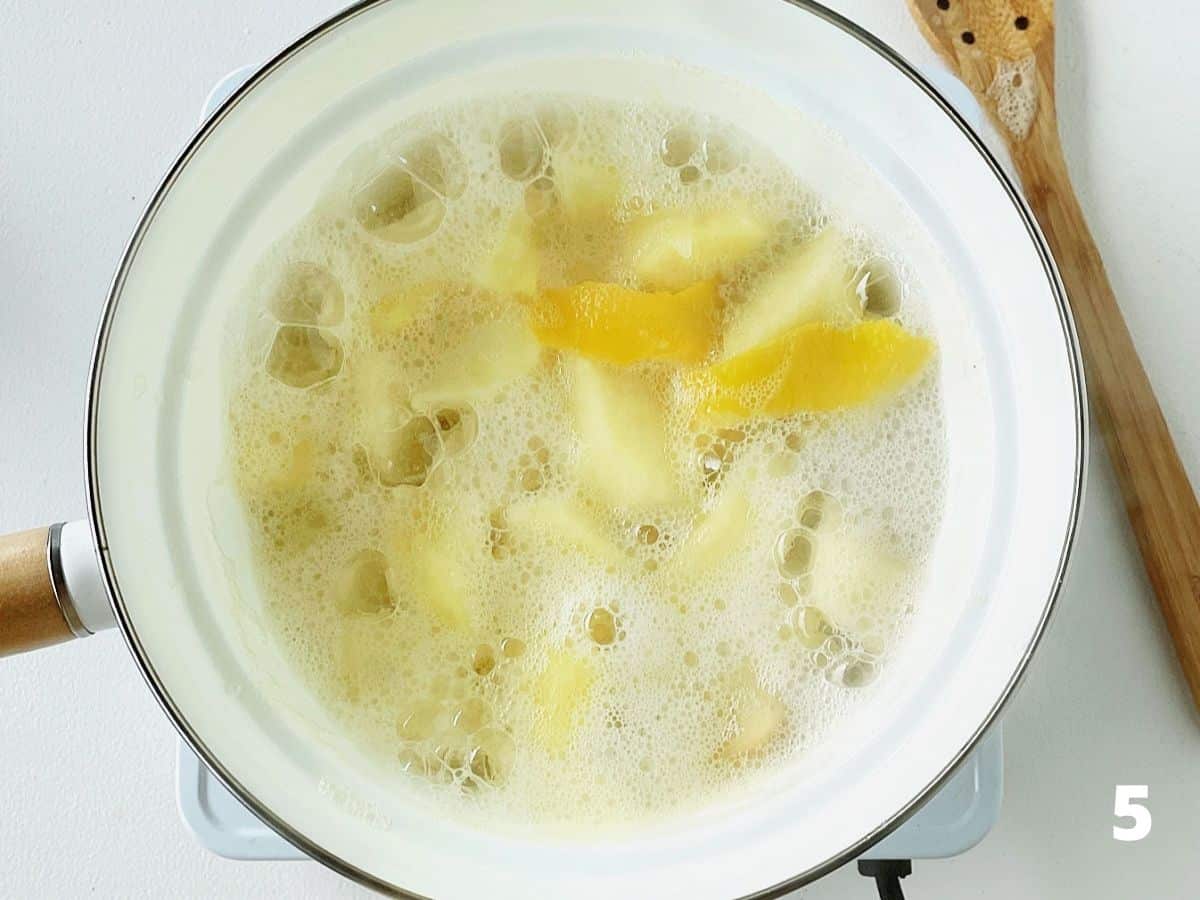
[226,91,947,831]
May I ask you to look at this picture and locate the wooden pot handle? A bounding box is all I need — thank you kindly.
[0,525,79,656]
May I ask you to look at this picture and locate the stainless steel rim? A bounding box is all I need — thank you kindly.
[83,1,1088,896]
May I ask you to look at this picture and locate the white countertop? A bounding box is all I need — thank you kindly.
[2,1,1198,897]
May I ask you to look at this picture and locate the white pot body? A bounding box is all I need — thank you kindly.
[85,1,1085,896]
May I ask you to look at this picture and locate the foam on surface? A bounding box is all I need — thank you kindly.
[226,94,946,828]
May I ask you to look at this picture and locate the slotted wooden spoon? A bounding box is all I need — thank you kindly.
[906,0,1200,712]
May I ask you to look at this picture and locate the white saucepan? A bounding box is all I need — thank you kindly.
[0,1,1084,897]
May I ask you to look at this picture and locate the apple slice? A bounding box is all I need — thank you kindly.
[722,228,861,358]
[554,154,622,225]
[532,647,595,754]
[410,535,473,630]
[412,308,541,408]
[808,528,907,639]
[625,205,769,291]
[478,210,540,299]
[673,483,753,575]
[719,671,785,759]
[569,359,679,509]
[350,350,438,486]
[269,437,317,492]
[335,620,385,702]
[505,495,623,567]
[389,521,479,631]
[368,282,441,337]
[237,430,317,494]
[352,347,406,428]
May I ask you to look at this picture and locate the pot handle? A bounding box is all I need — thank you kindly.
[0,521,115,657]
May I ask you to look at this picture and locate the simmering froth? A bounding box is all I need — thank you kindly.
[227,93,945,827]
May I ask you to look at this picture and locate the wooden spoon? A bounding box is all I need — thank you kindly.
[906,0,1200,712]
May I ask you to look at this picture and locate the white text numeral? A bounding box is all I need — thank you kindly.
[1112,785,1151,842]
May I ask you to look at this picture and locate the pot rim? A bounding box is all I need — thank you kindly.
[83,1,1087,896]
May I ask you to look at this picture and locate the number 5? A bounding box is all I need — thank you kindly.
[1113,785,1151,842]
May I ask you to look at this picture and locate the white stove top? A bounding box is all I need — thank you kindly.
[177,726,1002,863]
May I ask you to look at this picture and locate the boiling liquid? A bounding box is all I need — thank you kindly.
[227,95,945,826]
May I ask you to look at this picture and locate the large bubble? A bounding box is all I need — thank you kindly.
[352,165,445,243]
[370,414,441,487]
[400,133,468,199]
[855,258,903,318]
[659,124,700,168]
[497,116,546,181]
[534,100,579,150]
[265,325,343,388]
[268,262,344,326]
[337,550,394,617]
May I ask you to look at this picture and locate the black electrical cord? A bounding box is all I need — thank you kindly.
[857,859,912,900]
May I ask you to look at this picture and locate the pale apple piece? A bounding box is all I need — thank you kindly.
[349,350,441,486]
[233,404,324,496]
[625,206,769,291]
[390,520,478,631]
[720,675,785,759]
[532,648,595,754]
[270,438,316,492]
[807,528,907,638]
[570,359,679,509]
[505,495,624,567]
[251,435,316,493]
[410,536,474,631]
[368,283,441,337]
[478,210,539,299]
[412,309,540,408]
[334,620,374,701]
[352,348,407,436]
[672,483,753,575]
[722,228,861,358]
[554,154,622,224]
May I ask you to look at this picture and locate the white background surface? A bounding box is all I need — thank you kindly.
[1,1,1197,897]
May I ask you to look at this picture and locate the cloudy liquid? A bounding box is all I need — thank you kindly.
[226,94,945,827]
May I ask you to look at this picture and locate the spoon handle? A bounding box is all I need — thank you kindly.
[1016,136,1200,710]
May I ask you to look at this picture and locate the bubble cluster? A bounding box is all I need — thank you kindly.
[226,92,946,829]
[657,120,745,186]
